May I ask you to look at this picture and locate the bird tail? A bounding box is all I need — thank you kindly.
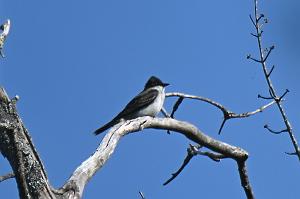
[94,118,118,135]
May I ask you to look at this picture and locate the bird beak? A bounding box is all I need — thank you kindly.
[163,83,170,87]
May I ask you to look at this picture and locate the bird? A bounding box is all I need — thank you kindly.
[94,76,169,135]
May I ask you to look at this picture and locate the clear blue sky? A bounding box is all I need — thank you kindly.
[1,1,300,198]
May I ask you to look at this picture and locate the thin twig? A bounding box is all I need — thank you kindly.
[230,101,275,118]
[264,124,288,135]
[218,119,227,135]
[161,107,171,134]
[0,172,15,182]
[170,97,184,118]
[257,94,273,100]
[163,144,197,186]
[166,92,227,112]
[250,0,300,160]
[263,45,275,62]
[161,107,171,118]
[278,89,289,102]
[163,144,227,185]
[257,14,264,22]
[164,97,184,134]
[267,65,275,77]
[139,191,146,199]
[250,33,258,38]
[285,152,297,156]
[249,57,262,63]
[269,88,276,99]
[249,15,256,27]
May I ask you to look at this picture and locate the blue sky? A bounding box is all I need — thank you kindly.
[1,1,300,198]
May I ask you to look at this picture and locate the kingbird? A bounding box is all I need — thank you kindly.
[94,76,169,135]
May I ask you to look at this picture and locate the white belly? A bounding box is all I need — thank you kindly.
[135,88,165,117]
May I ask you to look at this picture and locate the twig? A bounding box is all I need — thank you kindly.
[264,124,288,135]
[0,172,15,182]
[267,65,275,77]
[263,45,275,62]
[163,144,198,186]
[285,152,297,156]
[161,107,171,118]
[163,144,227,185]
[161,107,171,134]
[249,56,262,63]
[165,96,185,134]
[139,191,146,199]
[249,15,256,27]
[170,96,184,118]
[257,14,265,22]
[218,119,227,135]
[166,92,227,112]
[249,0,300,160]
[230,101,275,118]
[257,94,273,100]
[278,89,289,102]
[166,92,275,134]
[250,33,258,38]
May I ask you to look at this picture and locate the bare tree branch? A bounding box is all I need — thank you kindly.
[0,88,55,199]
[161,107,171,118]
[163,144,228,186]
[0,172,15,182]
[2,86,253,198]
[170,96,184,118]
[230,101,275,118]
[166,92,275,134]
[249,0,300,160]
[264,124,288,135]
[58,116,253,198]
[0,19,11,58]
[163,144,198,186]
[166,92,227,111]
[237,161,254,199]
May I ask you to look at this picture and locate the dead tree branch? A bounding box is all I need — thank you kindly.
[1,87,254,198]
[0,88,56,198]
[60,116,253,198]
[166,92,275,134]
[249,0,300,160]
[163,144,198,186]
[163,144,227,186]
[0,172,15,182]
[237,160,254,199]
[0,19,11,58]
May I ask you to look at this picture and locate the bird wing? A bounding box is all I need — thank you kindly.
[117,89,159,118]
[94,89,158,135]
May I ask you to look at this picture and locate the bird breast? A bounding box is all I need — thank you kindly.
[135,87,165,117]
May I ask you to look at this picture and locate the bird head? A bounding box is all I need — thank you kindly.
[144,76,169,90]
